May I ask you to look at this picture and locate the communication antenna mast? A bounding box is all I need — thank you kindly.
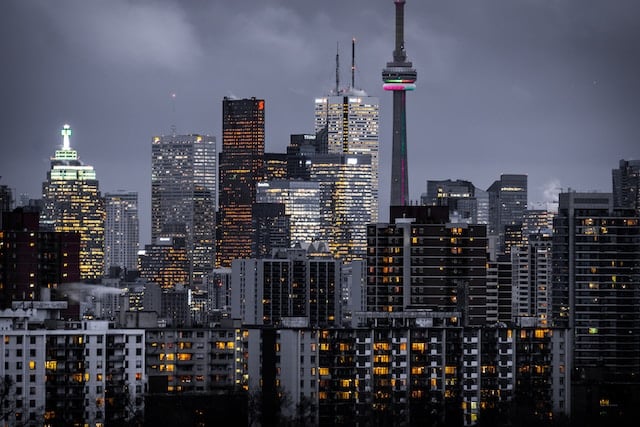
[335,42,340,95]
[170,92,177,136]
[351,37,356,89]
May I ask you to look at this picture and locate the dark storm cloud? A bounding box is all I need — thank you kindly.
[1,0,639,245]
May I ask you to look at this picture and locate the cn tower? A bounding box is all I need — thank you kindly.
[382,0,417,206]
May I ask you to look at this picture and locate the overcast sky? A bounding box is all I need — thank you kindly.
[1,0,639,246]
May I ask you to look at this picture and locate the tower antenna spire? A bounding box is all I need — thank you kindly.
[351,37,356,89]
[170,92,177,136]
[61,124,72,150]
[382,0,417,206]
[335,42,340,95]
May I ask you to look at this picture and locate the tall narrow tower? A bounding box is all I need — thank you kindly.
[382,0,417,206]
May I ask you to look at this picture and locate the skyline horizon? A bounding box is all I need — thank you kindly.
[2,0,638,246]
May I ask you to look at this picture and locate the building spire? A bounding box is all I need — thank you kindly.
[335,42,340,95]
[61,124,72,150]
[351,37,356,89]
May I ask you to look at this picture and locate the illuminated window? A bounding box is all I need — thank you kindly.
[29,361,36,370]
[373,367,389,375]
[412,342,426,352]
[318,368,329,376]
[45,361,57,370]
[445,366,456,375]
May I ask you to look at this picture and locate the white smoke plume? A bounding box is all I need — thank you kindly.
[58,282,125,303]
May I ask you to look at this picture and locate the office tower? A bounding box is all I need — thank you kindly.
[218,97,265,267]
[487,174,528,253]
[138,237,189,289]
[552,192,640,424]
[256,180,321,246]
[315,39,379,221]
[151,132,216,286]
[366,206,488,326]
[475,186,489,225]
[0,208,80,307]
[264,152,288,181]
[287,133,324,180]
[104,192,139,276]
[382,0,417,206]
[522,209,553,237]
[309,153,372,261]
[612,158,640,211]
[421,179,480,223]
[314,95,379,221]
[252,203,291,258]
[41,124,105,280]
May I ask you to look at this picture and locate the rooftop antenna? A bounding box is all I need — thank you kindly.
[335,42,340,95]
[170,92,177,136]
[351,37,356,89]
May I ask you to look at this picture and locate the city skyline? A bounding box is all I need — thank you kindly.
[1,0,639,246]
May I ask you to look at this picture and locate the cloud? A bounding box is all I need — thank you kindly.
[41,0,203,73]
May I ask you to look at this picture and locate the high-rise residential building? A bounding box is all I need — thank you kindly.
[487,173,528,253]
[151,132,216,286]
[612,158,640,211]
[1,315,145,427]
[231,247,340,327]
[551,192,640,424]
[0,182,12,229]
[41,124,105,280]
[104,192,139,276]
[382,0,417,206]
[511,231,552,327]
[256,180,321,247]
[366,206,488,326]
[309,153,372,261]
[218,97,265,267]
[1,208,80,307]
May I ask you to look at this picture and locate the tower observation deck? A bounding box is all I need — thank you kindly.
[382,0,417,206]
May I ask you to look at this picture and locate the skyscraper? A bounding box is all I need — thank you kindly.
[104,192,139,275]
[487,173,528,253]
[314,40,380,221]
[41,124,105,280]
[151,132,216,286]
[382,0,417,206]
[366,206,488,326]
[218,97,265,267]
[256,180,321,246]
[1,208,80,307]
[612,158,640,211]
[309,153,372,261]
[551,192,640,423]
[421,179,480,223]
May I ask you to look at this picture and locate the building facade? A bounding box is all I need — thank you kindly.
[41,124,105,280]
[314,92,379,222]
[218,97,265,268]
[104,192,139,276]
[551,192,640,425]
[151,132,216,286]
